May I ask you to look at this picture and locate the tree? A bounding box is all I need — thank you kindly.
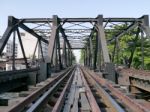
[80,24,150,70]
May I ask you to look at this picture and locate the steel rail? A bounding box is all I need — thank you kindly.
[81,67,125,112]
[79,68,101,112]
[85,68,150,112]
[51,68,75,112]
[8,67,73,112]
[26,67,74,112]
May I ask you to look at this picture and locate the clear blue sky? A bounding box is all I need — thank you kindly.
[0,0,150,62]
[0,0,150,34]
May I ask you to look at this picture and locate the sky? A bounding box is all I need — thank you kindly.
[0,0,150,62]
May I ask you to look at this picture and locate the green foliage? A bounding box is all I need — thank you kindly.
[80,24,150,70]
[107,25,150,70]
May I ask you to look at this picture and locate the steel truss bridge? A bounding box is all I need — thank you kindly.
[0,15,150,112]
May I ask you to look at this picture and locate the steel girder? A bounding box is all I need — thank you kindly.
[93,32,98,70]
[47,15,72,70]
[20,17,143,23]
[56,31,63,70]
[97,15,110,63]
[62,40,67,67]
[89,37,93,68]
[47,15,58,63]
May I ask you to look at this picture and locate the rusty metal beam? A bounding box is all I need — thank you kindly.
[80,68,101,112]
[129,75,150,92]
[86,68,149,112]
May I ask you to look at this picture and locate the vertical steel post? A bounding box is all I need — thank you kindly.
[116,38,119,67]
[141,30,144,69]
[70,51,72,65]
[39,40,45,62]
[93,32,98,70]
[66,46,68,67]
[86,45,89,67]
[89,37,93,69]
[142,15,150,36]
[97,15,116,83]
[47,15,58,64]
[47,15,59,73]
[62,39,67,68]
[86,46,89,67]
[112,39,117,62]
[97,15,110,63]
[68,49,71,66]
[97,34,102,71]
[56,33,62,70]
[68,49,70,66]
[12,31,16,70]
[67,47,70,66]
[70,50,72,66]
[53,41,58,68]
[88,43,91,67]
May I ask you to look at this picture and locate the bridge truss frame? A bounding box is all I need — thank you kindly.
[0,15,149,82]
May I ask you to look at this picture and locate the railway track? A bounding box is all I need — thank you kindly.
[0,67,74,112]
[81,67,149,112]
[0,65,149,112]
[81,68,126,112]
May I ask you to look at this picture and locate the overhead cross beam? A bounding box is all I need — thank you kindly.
[21,17,143,23]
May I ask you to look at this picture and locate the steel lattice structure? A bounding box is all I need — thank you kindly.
[0,15,149,82]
